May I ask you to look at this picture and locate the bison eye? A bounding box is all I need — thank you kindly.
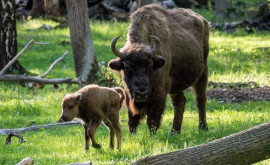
[124,66,132,73]
[68,105,74,109]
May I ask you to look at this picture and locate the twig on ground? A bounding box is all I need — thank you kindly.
[5,132,25,144]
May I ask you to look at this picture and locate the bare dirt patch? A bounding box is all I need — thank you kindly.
[207,82,270,103]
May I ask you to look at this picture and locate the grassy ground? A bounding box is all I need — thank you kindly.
[1,5,270,165]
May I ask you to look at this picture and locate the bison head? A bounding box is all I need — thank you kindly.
[108,36,165,111]
[58,93,81,122]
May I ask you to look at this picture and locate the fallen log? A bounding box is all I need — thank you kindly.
[132,122,270,165]
[16,157,34,165]
[0,121,80,135]
[62,161,92,165]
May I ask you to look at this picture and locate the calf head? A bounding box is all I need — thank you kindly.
[108,36,165,113]
[58,93,81,122]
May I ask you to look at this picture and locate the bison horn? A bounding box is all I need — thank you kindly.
[149,35,161,54]
[110,36,125,58]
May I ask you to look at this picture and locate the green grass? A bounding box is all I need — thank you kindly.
[1,7,270,164]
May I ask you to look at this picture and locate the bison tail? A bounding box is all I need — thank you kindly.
[113,87,125,107]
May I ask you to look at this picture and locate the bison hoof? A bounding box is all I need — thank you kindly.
[93,143,101,149]
[128,127,137,134]
[85,146,89,150]
[171,129,181,134]
[199,123,208,131]
[110,144,114,149]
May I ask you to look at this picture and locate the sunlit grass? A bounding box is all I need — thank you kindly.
[0,10,270,164]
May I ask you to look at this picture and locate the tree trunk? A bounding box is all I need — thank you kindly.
[136,0,153,7]
[29,0,45,18]
[65,0,99,83]
[44,0,61,17]
[132,122,270,165]
[0,0,27,74]
[196,0,208,8]
[214,0,232,18]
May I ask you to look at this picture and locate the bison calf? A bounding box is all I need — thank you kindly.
[58,85,124,150]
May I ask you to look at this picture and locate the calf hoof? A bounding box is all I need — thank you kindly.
[85,146,89,150]
[92,143,101,149]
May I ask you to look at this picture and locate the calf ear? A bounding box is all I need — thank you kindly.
[74,93,81,104]
[153,56,165,69]
[108,59,123,71]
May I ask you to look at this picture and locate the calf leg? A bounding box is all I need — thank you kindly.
[109,112,122,151]
[103,117,115,149]
[88,119,102,149]
[83,124,90,150]
[170,91,186,134]
[192,67,208,131]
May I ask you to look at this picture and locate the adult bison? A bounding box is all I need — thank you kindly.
[108,4,209,134]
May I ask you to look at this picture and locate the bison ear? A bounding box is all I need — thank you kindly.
[108,59,123,71]
[153,56,165,69]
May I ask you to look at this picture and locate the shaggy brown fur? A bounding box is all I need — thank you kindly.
[108,3,209,134]
[58,85,124,150]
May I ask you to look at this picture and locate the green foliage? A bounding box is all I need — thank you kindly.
[94,65,122,87]
[0,7,270,164]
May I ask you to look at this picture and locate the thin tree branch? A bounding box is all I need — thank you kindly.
[39,51,69,78]
[0,121,80,135]
[0,39,34,75]
[34,41,49,45]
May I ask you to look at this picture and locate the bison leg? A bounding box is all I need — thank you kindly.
[109,112,122,151]
[146,95,166,134]
[83,124,90,150]
[128,111,140,133]
[88,119,102,149]
[192,67,208,131]
[103,117,115,149]
[170,91,186,134]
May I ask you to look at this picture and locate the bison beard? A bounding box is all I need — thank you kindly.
[109,4,209,134]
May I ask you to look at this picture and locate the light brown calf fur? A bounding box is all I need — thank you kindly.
[58,85,124,150]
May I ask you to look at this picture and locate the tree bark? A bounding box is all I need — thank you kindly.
[196,0,208,8]
[65,0,99,83]
[44,0,61,17]
[0,0,27,74]
[136,0,153,7]
[16,157,34,165]
[29,0,45,18]
[132,122,270,165]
